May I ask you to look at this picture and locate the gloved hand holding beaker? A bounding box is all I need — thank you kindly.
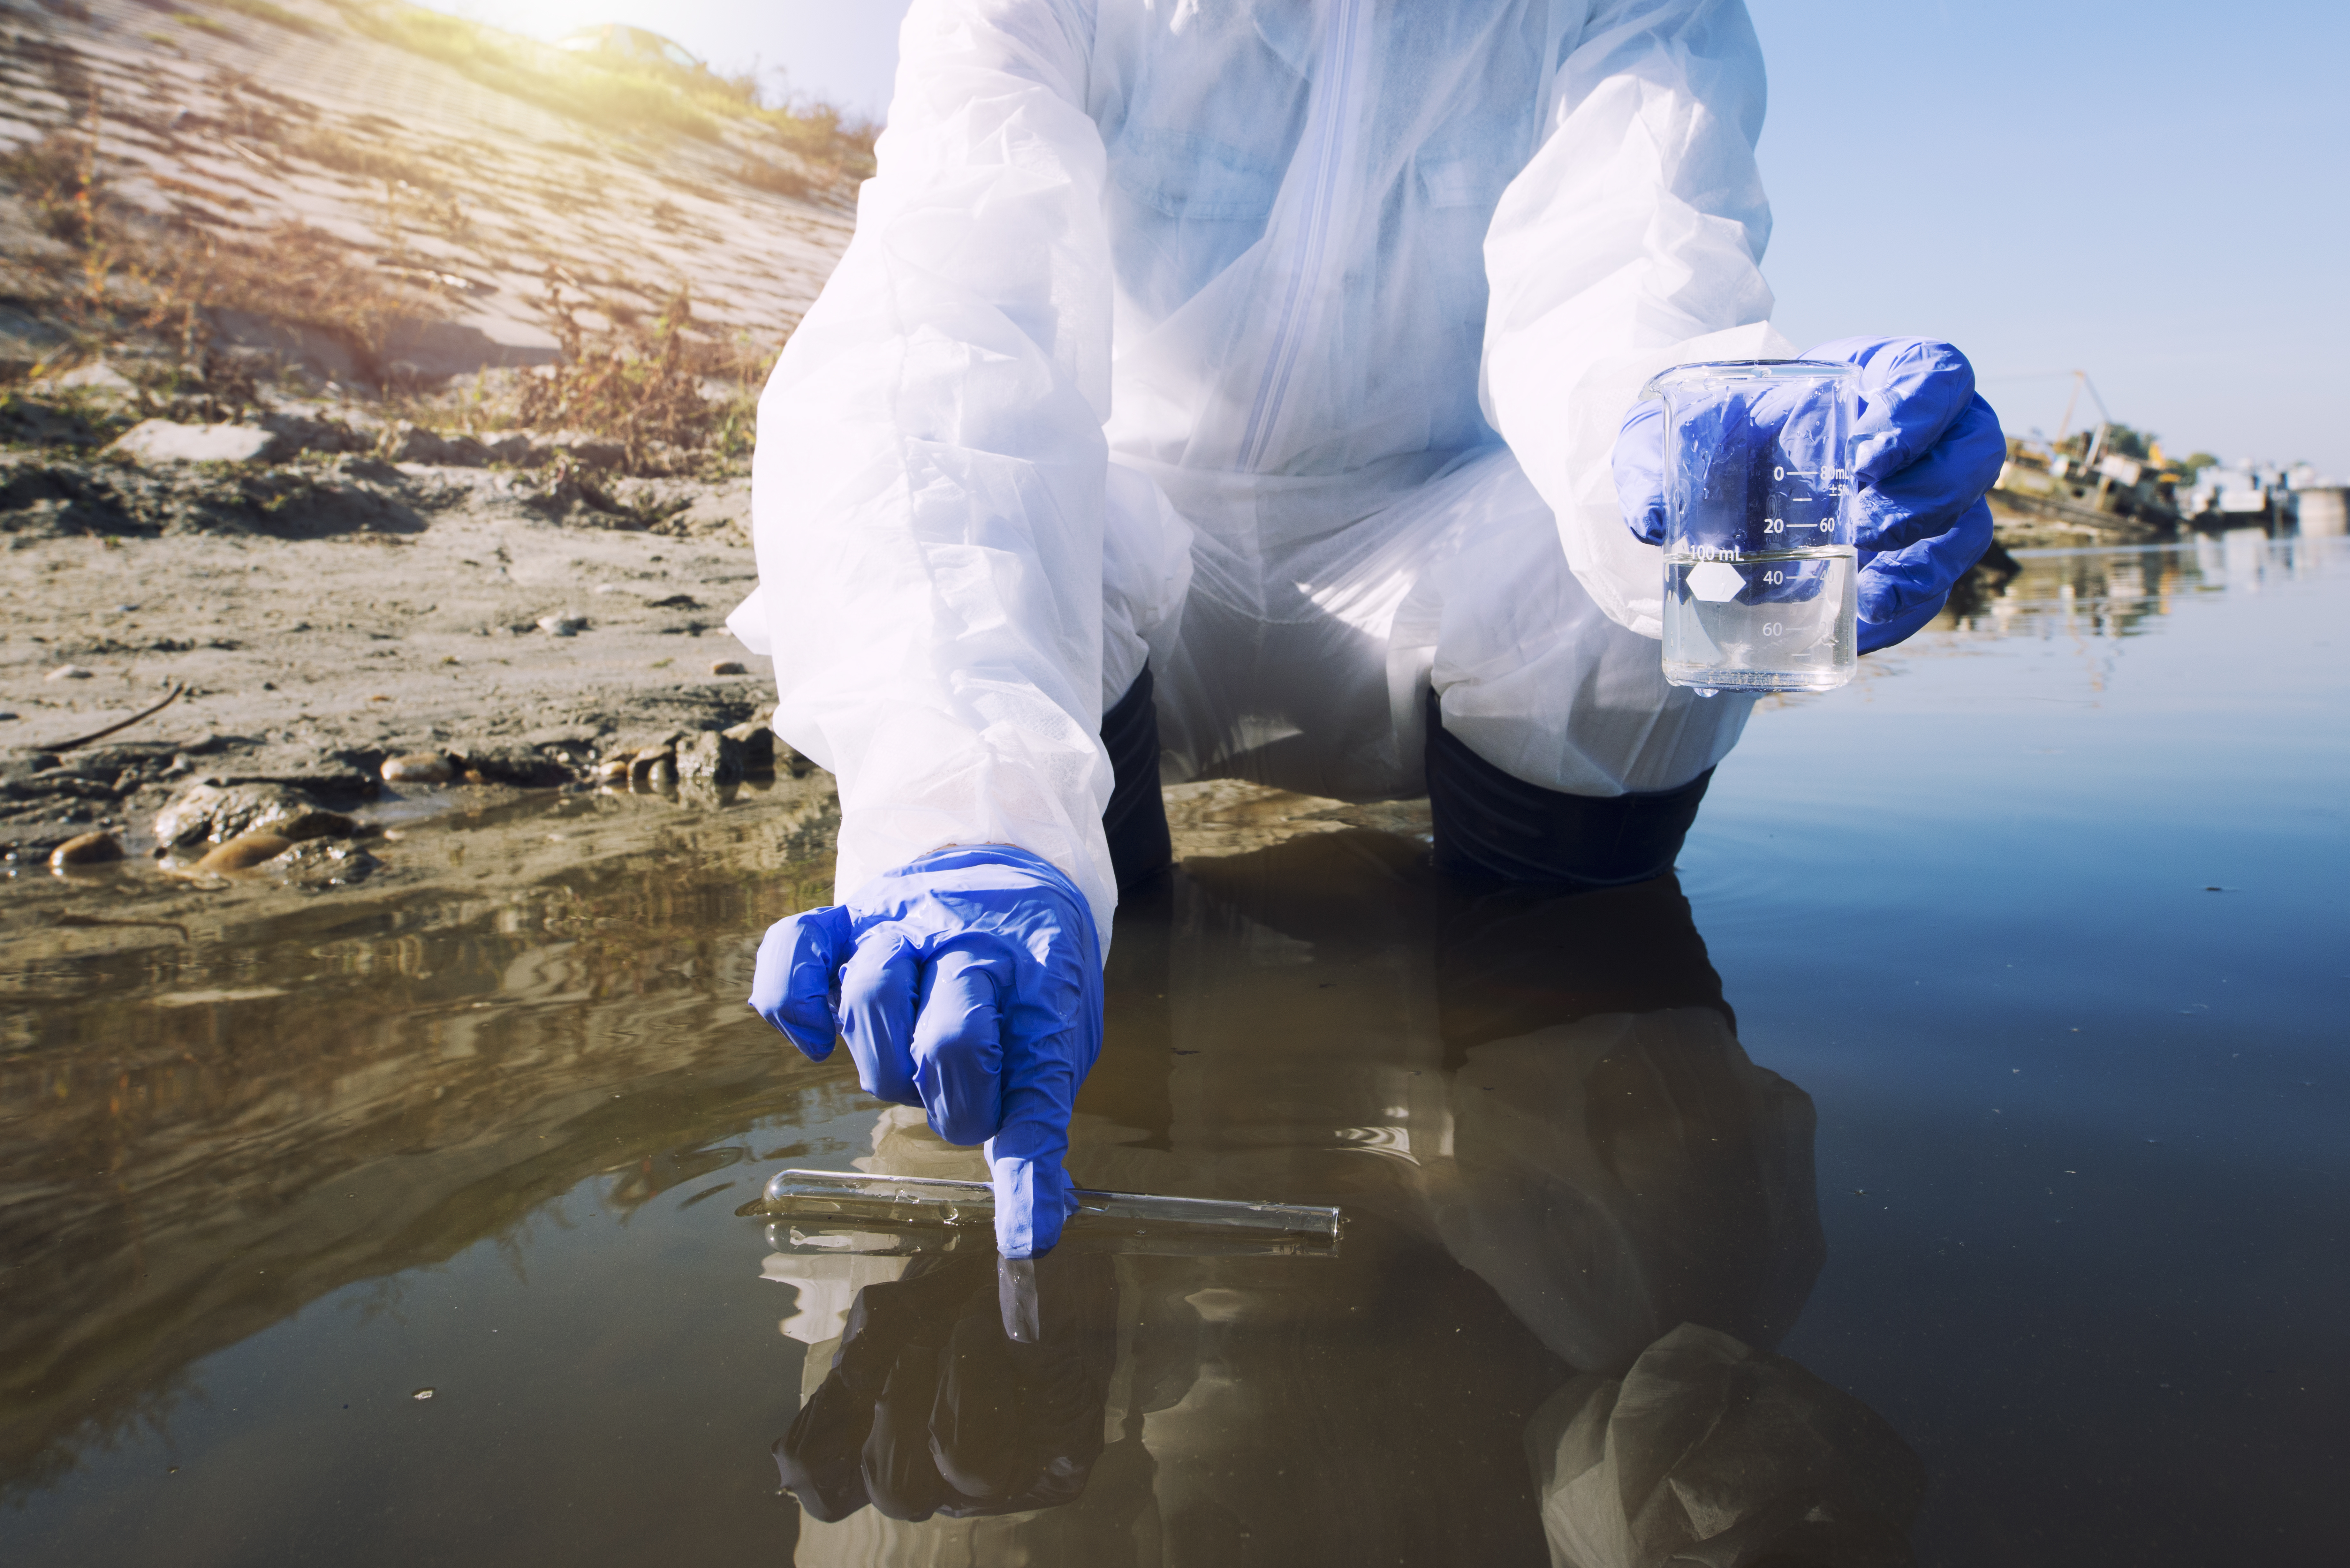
[749,845,1103,1258]
[1613,336,2004,657]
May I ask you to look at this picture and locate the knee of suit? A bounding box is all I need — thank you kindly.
[1424,688,1711,888]
[1102,665,1171,895]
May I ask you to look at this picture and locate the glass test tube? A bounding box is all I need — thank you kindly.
[749,1168,1344,1256]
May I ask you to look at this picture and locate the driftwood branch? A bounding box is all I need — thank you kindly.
[40,683,187,752]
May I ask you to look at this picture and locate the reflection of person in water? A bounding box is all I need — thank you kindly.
[1426,873,1925,1566]
[770,834,1921,1565]
[773,1252,1120,1522]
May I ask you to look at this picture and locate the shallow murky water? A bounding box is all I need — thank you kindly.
[3,532,2344,1566]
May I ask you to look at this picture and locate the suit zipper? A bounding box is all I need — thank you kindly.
[1238,0,1366,472]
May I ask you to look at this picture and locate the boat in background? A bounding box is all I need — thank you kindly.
[2179,463,2299,530]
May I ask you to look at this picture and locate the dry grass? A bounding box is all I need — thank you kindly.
[340,5,724,144]
[196,0,317,32]
[337,2,874,178]
[281,124,451,196]
[732,153,817,202]
[0,13,805,462]
[149,223,426,362]
[4,146,442,394]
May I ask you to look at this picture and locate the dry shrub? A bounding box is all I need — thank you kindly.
[517,284,773,471]
[518,285,706,466]
[0,132,100,246]
[769,99,877,179]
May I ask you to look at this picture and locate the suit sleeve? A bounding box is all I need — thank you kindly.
[745,0,1120,945]
[1481,0,1795,640]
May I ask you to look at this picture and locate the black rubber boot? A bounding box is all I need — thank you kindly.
[1424,687,1712,888]
[1101,665,1171,894]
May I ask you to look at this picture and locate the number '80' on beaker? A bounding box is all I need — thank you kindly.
[1643,359,1859,693]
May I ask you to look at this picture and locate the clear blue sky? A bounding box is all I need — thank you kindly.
[448,0,2349,473]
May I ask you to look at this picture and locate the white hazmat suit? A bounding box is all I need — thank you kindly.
[730,0,1791,945]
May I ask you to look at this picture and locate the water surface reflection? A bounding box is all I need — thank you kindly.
[4,536,2343,1566]
[777,838,1919,1564]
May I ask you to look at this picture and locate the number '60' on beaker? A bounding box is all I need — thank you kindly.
[1643,359,1859,693]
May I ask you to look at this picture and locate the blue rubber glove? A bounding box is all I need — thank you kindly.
[749,845,1103,1257]
[1615,337,2005,652]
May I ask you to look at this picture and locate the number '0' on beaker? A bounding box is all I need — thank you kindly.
[1643,359,1859,693]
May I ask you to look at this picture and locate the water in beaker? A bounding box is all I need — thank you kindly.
[1643,360,1859,693]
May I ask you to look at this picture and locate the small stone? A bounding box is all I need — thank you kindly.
[591,758,631,782]
[278,810,357,841]
[676,728,745,785]
[55,359,139,396]
[721,719,777,772]
[537,613,588,637]
[708,659,748,677]
[257,411,362,458]
[47,665,94,681]
[279,839,380,887]
[411,1387,435,1401]
[386,424,489,467]
[381,753,455,786]
[155,781,356,849]
[198,832,295,871]
[531,432,625,470]
[451,746,573,788]
[49,831,125,870]
[109,418,278,465]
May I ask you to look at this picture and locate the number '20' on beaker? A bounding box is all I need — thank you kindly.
[1643,359,1860,693]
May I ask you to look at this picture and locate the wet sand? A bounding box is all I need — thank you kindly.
[1,464,769,858]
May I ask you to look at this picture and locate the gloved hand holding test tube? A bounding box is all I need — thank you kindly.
[750,846,1102,1259]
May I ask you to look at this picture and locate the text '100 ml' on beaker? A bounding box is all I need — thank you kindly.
[1643,359,1860,694]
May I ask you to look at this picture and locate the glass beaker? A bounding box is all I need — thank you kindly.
[1643,359,1859,693]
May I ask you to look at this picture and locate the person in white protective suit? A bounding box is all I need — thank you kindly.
[737,0,2003,1257]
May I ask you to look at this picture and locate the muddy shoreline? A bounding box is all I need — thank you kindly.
[2,448,781,867]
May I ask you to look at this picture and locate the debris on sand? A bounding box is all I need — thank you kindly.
[380,753,456,786]
[154,782,360,852]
